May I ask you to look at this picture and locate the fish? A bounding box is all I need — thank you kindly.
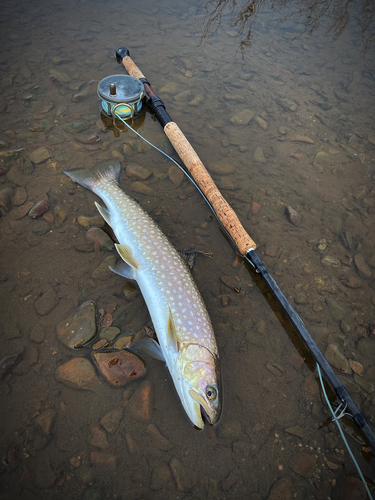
[64,159,222,429]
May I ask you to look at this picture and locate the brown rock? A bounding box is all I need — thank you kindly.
[92,350,146,387]
[130,181,154,196]
[151,465,171,490]
[55,358,98,391]
[126,162,152,180]
[9,202,34,220]
[289,452,316,478]
[288,135,314,144]
[29,200,48,218]
[168,165,184,186]
[251,201,260,215]
[56,301,97,349]
[35,286,58,316]
[146,423,173,450]
[268,476,293,500]
[90,451,116,470]
[35,409,56,435]
[127,380,152,422]
[302,374,320,395]
[100,409,123,434]
[88,427,109,449]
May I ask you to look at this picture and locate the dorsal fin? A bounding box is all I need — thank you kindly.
[115,243,138,270]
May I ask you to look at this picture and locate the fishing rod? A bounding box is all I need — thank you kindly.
[114,46,375,454]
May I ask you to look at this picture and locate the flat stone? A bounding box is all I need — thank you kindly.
[10,202,35,220]
[56,301,97,349]
[357,337,375,357]
[126,162,152,180]
[207,161,234,175]
[130,181,154,196]
[29,147,50,164]
[168,165,184,186]
[146,423,173,451]
[151,465,171,490]
[253,146,266,163]
[90,451,116,470]
[325,297,345,322]
[99,326,120,341]
[91,256,117,280]
[100,409,123,434]
[77,214,105,228]
[268,476,293,500]
[30,324,45,343]
[127,380,152,422]
[254,116,268,130]
[174,90,192,102]
[289,452,316,478]
[354,253,372,279]
[251,201,260,215]
[354,374,373,393]
[92,350,146,387]
[55,358,98,390]
[34,286,58,316]
[88,426,109,449]
[350,359,364,376]
[285,425,305,438]
[85,227,114,250]
[13,187,27,206]
[229,109,254,125]
[169,458,197,491]
[159,82,178,94]
[35,409,56,435]
[325,344,351,374]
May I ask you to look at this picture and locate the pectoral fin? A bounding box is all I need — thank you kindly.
[166,309,179,353]
[115,244,138,270]
[127,337,165,362]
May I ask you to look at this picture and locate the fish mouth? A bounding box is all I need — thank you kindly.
[189,389,219,428]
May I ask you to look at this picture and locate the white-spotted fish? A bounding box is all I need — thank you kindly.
[64,160,222,428]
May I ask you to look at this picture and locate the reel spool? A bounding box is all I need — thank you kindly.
[97,74,145,120]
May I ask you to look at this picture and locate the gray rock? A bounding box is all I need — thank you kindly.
[253,146,266,163]
[229,109,254,125]
[56,301,97,349]
[34,287,58,316]
[62,123,89,134]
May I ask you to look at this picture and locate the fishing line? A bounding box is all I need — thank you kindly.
[112,107,235,245]
[317,363,374,500]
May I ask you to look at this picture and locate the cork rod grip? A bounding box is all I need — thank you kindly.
[122,56,146,80]
[164,122,257,254]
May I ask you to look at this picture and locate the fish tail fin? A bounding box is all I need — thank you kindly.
[64,159,121,192]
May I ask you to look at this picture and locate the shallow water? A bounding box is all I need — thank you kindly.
[0,0,375,498]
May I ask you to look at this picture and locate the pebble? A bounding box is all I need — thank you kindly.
[251,201,261,214]
[85,227,114,250]
[286,205,301,225]
[151,465,171,490]
[29,200,49,218]
[130,181,155,196]
[253,146,266,163]
[62,123,89,134]
[159,82,178,94]
[169,457,197,491]
[325,344,351,374]
[100,409,123,434]
[55,358,98,391]
[90,451,117,470]
[34,286,58,315]
[168,165,184,186]
[229,109,254,125]
[285,425,305,438]
[54,205,68,226]
[350,359,364,376]
[289,452,316,478]
[92,350,146,387]
[353,253,372,279]
[357,337,375,357]
[126,162,152,180]
[302,374,320,395]
[353,374,373,393]
[78,214,105,228]
[92,339,107,350]
[88,426,109,449]
[325,297,345,322]
[127,380,152,422]
[100,313,113,327]
[29,147,51,164]
[275,97,297,112]
[313,152,330,172]
[207,160,234,175]
[56,301,97,349]
[321,256,341,268]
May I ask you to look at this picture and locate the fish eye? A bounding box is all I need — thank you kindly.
[206,386,217,400]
